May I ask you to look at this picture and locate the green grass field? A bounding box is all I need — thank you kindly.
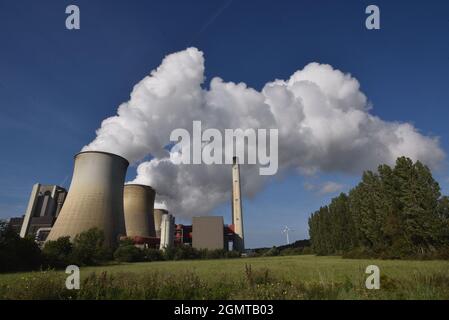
[1,255,449,299]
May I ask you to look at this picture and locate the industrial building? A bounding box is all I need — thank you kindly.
[159,213,175,250]
[46,151,129,247]
[124,184,156,237]
[153,207,168,238]
[11,150,246,253]
[19,184,67,241]
[120,157,245,252]
[192,216,225,250]
[8,217,24,234]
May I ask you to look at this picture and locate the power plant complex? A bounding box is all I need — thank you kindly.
[13,151,246,252]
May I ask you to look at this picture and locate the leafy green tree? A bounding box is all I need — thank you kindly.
[0,220,43,272]
[143,248,164,261]
[308,157,449,258]
[70,228,112,265]
[263,246,280,257]
[394,158,441,252]
[42,236,73,268]
[113,245,144,262]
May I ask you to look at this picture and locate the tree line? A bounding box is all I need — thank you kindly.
[308,157,449,259]
[0,223,242,273]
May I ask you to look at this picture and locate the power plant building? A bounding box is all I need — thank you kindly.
[123,184,156,238]
[153,207,168,238]
[46,151,129,247]
[16,150,247,253]
[159,213,175,250]
[192,216,225,250]
[20,184,67,239]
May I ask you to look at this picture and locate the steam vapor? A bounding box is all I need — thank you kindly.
[83,48,444,217]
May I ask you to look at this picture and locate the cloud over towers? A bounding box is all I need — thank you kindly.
[82,48,445,217]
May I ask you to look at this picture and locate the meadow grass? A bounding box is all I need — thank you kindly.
[1,255,448,299]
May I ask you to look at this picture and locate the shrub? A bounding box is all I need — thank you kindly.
[302,247,312,254]
[162,246,177,260]
[342,247,373,259]
[143,248,164,262]
[173,245,201,260]
[42,236,73,268]
[225,250,241,259]
[161,246,239,261]
[70,228,112,266]
[280,247,303,256]
[263,246,280,257]
[118,238,135,246]
[205,249,227,259]
[0,221,43,272]
[114,245,144,262]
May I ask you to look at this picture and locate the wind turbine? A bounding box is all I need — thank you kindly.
[281,226,294,245]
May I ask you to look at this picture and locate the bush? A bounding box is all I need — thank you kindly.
[42,236,73,268]
[204,249,227,259]
[163,246,200,261]
[143,248,164,262]
[114,245,144,262]
[225,250,241,259]
[161,246,240,261]
[70,228,112,266]
[263,246,280,257]
[173,245,201,260]
[302,247,312,254]
[342,247,373,259]
[0,221,43,272]
[280,247,303,256]
[162,246,177,260]
[118,238,135,246]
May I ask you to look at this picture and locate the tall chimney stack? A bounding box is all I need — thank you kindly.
[232,156,245,252]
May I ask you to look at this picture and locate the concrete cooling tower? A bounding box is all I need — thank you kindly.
[123,184,156,237]
[153,208,168,238]
[46,151,129,247]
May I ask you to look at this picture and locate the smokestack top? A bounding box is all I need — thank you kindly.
[75,151,129,166]
[233,156,238,164]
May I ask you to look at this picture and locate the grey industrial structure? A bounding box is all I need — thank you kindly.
[20,184,67,240]
[192,216,225,250]
[11,150,246,252]
[159,213,175,250]
[8,217,24,234]
[153,208,168,238]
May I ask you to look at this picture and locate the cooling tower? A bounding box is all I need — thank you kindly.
[123,184,156,237]
[46,151,129,247]
[153,208,168,238]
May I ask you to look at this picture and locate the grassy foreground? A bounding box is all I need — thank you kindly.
[1,255,448,300]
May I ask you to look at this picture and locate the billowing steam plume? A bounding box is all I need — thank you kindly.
[83,47,444,217]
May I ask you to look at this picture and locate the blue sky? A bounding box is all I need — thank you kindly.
[0,0,448,248]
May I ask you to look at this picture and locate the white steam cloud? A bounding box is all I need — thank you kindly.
[83,47,445,217]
